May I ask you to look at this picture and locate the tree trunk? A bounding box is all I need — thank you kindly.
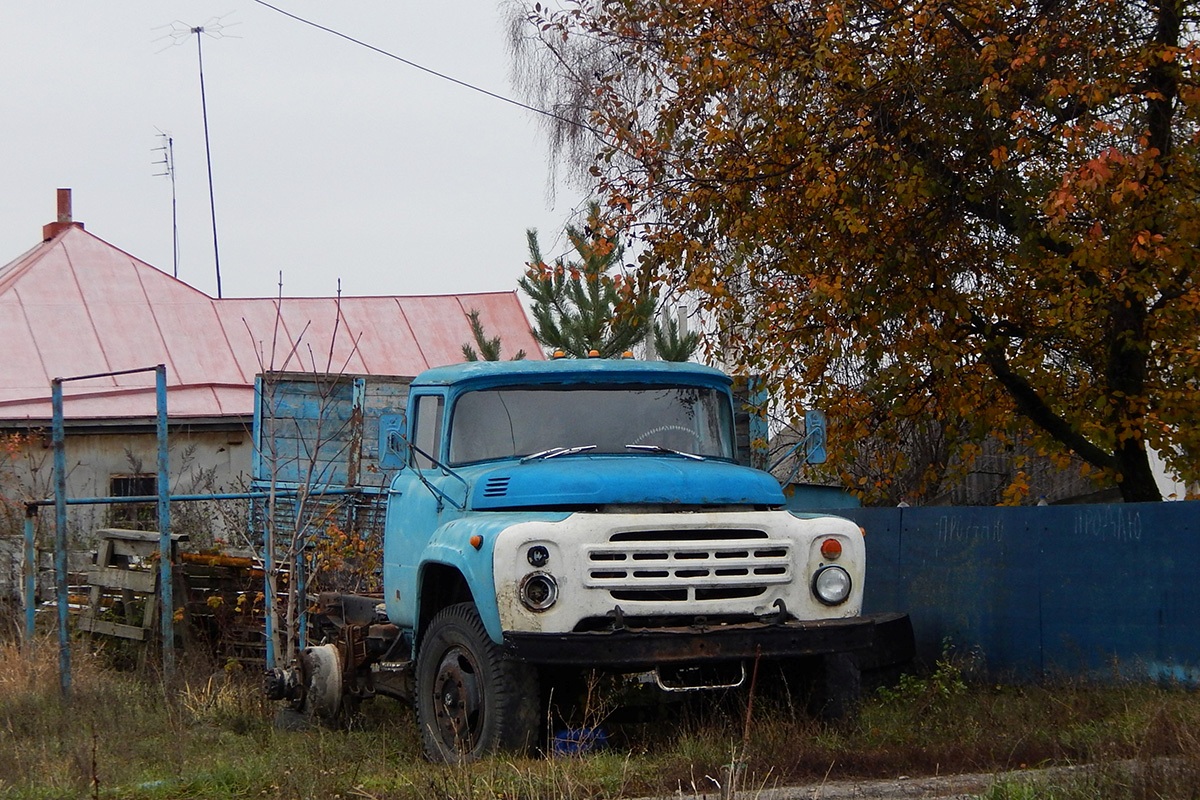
[1113,439,1162,503]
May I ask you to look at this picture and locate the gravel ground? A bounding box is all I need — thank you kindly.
[647,762,1124,800]
[681,758,1193,800]
[742,769,1002,799]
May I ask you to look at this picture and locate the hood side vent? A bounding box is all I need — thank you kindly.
[483,476,511,498]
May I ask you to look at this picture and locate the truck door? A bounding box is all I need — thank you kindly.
[382,392,448,627]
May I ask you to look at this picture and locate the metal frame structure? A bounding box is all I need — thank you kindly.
[35,365,172,695]
[23,364,358,689]
[22,485,359,684]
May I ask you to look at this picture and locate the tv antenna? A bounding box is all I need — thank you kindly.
[155,15,240,298]
[152,131,180,279]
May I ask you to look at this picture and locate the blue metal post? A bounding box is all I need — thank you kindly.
[51,379,71,697]
[23,507,36,646]
[295,531,307,652]
[156,365,175,678]
[251,376,263,481]
[257,375,277,669]
[28,488,356,507]
[293,482,309,653]
[263,522,275,669]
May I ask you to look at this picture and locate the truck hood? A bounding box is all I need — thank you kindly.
[467,456,785,510]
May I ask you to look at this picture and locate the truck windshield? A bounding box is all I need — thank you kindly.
[448,384,735,465]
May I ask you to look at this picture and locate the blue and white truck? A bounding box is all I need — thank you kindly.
[262,358,910,762]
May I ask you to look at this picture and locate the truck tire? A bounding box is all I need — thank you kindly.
[415,602,540,762]
[808,652,862,723]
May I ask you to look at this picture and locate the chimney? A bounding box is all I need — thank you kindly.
[42,188,85,241]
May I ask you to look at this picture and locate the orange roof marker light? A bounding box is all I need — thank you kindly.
[587,349,601,358]
[820,538,843,560]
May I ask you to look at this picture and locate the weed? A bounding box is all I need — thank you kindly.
[876,640,971,708]
[978,776,1057,800]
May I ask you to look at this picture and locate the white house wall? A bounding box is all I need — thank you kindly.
[1150,447,1196,500]
[2,428,252,544]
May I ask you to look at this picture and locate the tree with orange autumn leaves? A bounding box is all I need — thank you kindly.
[511,0,1200,502]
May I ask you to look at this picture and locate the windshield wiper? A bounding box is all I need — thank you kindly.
[625,444,705,461]
[521,444,597,462]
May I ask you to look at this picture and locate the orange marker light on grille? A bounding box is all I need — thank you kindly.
[469,535,484,550]
[820,538,842,560]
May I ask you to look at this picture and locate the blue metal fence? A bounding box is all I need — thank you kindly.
[826,502,1200,683]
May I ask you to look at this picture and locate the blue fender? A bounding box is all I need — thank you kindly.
[417,512,571,645]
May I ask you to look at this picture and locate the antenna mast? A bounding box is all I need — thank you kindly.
[157,16,238,298]
[152,132,179,279]
[194,26,222,298]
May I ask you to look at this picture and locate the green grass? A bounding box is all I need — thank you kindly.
[977,756,1200,800]
[0,637,1197,800]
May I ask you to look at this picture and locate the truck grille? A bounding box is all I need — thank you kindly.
[583,529,791,602]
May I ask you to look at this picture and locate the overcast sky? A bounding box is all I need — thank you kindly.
[1,1,585,299]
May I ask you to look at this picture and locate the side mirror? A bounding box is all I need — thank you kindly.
[804,410,827,464]
[379,413,409,470]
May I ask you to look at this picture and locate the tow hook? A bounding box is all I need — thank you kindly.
[608,604,626,631]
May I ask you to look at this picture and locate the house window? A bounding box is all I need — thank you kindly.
[109,474,157,530]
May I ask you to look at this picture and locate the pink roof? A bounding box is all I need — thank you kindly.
[0,226,541,422]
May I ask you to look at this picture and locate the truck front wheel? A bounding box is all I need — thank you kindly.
[808,652,862,723]
[415,602,540,762]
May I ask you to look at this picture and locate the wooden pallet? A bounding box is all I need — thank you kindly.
[76,528,185,641]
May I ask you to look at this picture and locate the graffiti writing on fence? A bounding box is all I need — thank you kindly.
[1074,506,1142,542]
[937,515,1004,544]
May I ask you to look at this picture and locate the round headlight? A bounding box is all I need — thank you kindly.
[519,571,558,612]
[812,565,851,605]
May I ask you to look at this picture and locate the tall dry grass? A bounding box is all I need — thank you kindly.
[1,633,1198,799]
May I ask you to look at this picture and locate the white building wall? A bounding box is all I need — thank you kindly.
[1149,447,1196,501]
[1,427,254,600]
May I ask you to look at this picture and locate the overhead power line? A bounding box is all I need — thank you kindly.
[249,0,603,137]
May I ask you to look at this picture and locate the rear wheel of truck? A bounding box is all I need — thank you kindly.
[415,602,540,763]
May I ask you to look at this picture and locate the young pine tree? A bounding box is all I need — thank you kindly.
[519,203,656,358]
[652,314,700,363]
[461,308,526,361]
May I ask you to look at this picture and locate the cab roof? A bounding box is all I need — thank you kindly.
[411,359,732,391]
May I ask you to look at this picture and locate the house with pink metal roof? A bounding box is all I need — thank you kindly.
[0,191,540,556]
